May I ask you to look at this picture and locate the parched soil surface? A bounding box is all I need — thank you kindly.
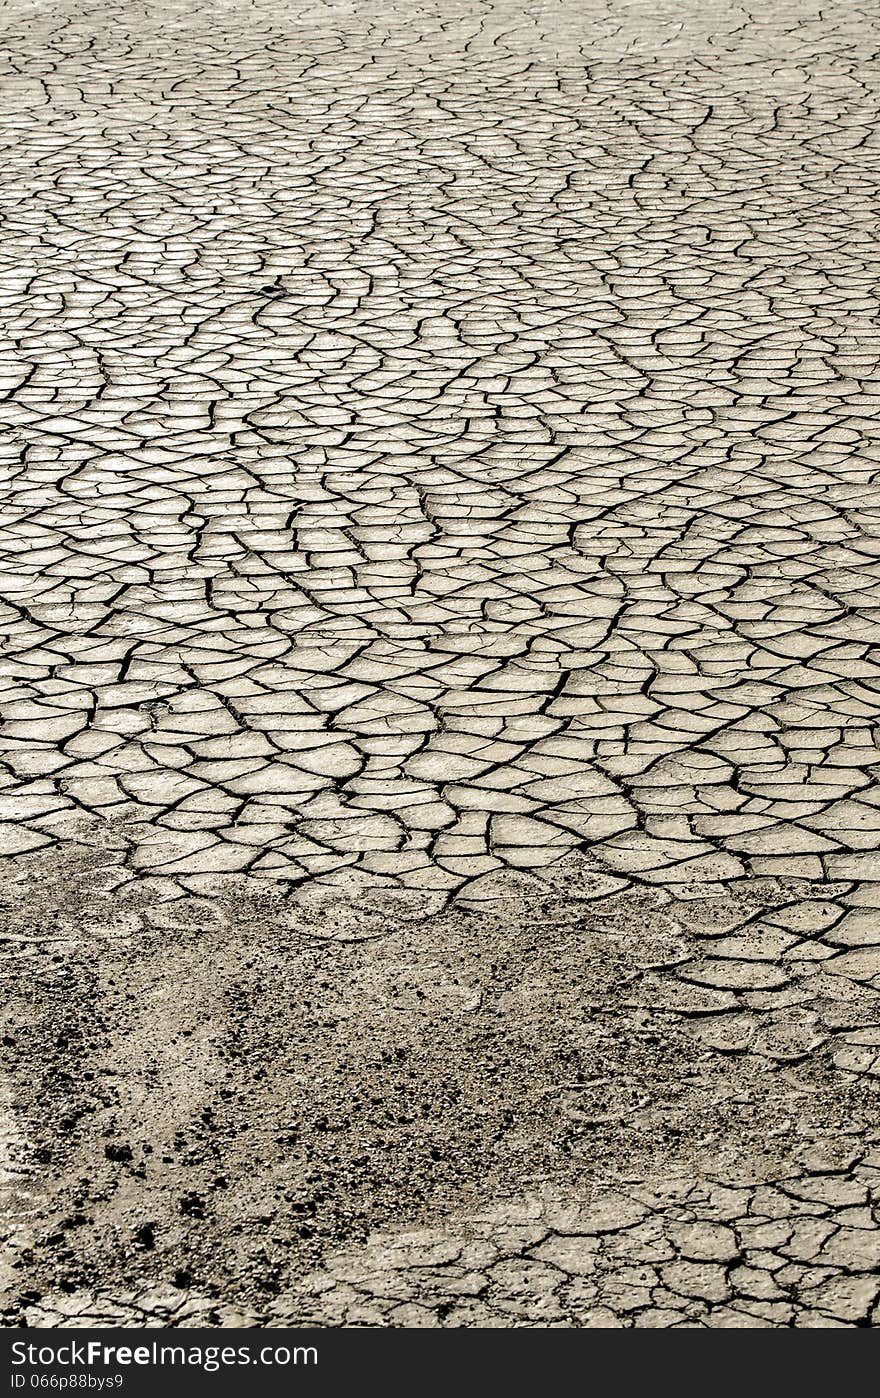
[2,841,880,1327]
[1,0,880,1327]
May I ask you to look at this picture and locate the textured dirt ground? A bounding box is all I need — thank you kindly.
[3,844,880,1326]
[1,0,880,1328]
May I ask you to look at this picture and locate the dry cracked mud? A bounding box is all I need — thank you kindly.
[1,0,880,1330]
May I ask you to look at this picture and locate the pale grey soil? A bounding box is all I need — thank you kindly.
[1,0,879,1327]
[3,842,880,1326]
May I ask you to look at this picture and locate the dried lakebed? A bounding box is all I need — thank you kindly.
[1,0,880,1328]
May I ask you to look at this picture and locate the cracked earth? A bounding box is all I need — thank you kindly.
[1,0,880,1330]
